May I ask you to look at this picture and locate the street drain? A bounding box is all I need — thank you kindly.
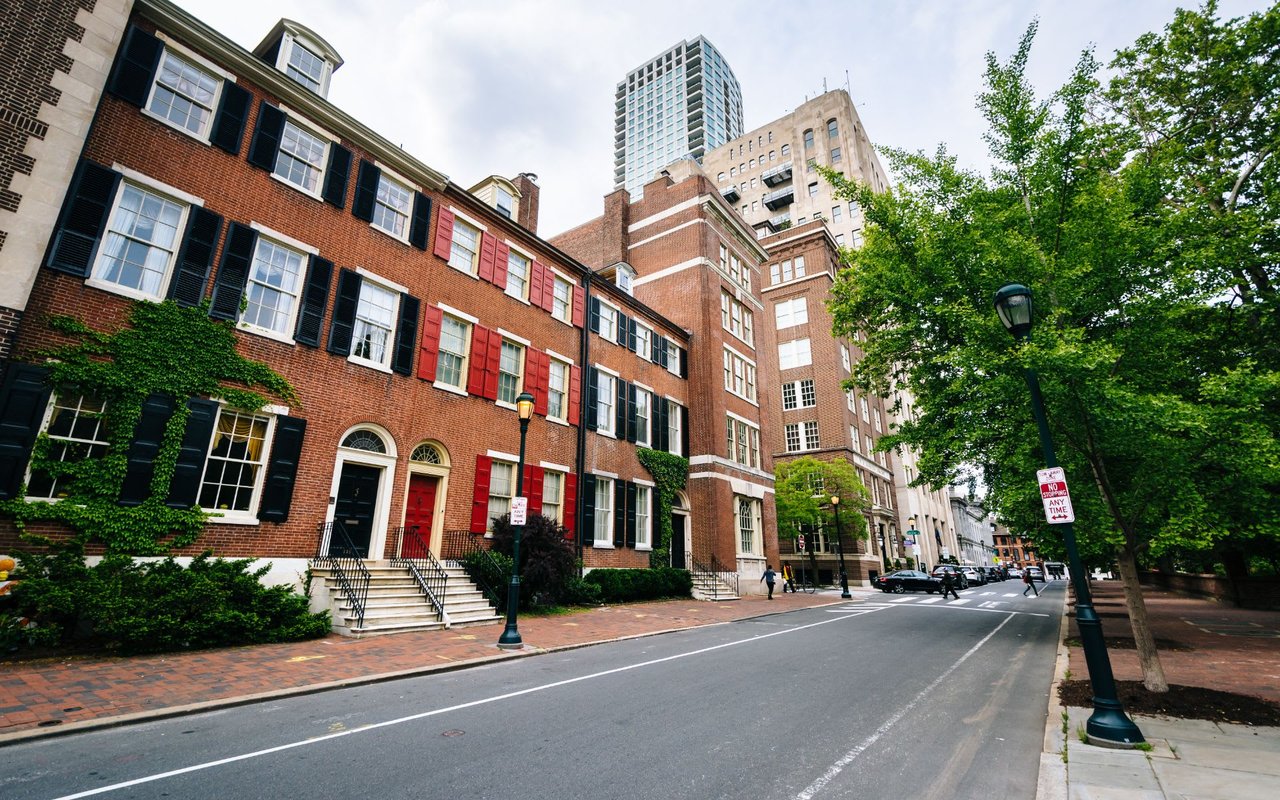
[442,729,465,737]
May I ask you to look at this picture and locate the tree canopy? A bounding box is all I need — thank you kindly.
[774,456,870,541]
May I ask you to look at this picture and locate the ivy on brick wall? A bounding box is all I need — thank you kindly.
[636,448,689,569]
[0,300,296,555]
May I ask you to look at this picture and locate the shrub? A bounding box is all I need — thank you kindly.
[462,549,513,612]
[488,513,576,608]
[583,567,692,603]
[6,545,329,655]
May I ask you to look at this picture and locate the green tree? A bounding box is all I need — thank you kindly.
[774,456,870,544]
[824,6,1280,693]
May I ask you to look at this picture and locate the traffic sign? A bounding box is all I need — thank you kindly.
[510,496,528,526]
[1037,467,1075,524]
[797,533,806,552]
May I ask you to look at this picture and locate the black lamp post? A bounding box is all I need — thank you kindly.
[994,284,1144,747]
[907,515,920,568]
[498,391,536,650]
[830,495,852,599]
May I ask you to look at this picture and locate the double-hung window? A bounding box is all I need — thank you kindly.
[551,274,573,323]
[147,49,220,138]
[861,396,871,423]
[547,358,570,422]
[723,348,757,402]
[721,291,753,345]
[436,315,470,390]
[497,340,524,405]
[778,339,812,370]
[274,120,328,195]
[598,303,619,342]
[594,477,613,546]
[782,379,816,410]
[726,416,761,468]
[241,235,306,338]
[784,421,820,452]
[26,394,109,500]
[93,181,187,301]
[199,408,271,516]
[372,173,412,240]
[285,41,326,93]
[506,249,531,301]
[736,497,761,555]
[634,325,651,362]
[596,371,617,436]
[668,401,683,456]
[351,280,398,369]
[542,471,564,523]
[775,297,808,329]
[635,485,651,548]
[487,461,515,524]
[635,389,651,446]
[449,218,481,274]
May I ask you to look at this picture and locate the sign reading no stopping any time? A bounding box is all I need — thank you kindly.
[1037,467,1076,524]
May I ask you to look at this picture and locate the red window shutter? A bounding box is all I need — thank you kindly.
[529,261,545,308]
[562,473,577,538]
[572,285,585,327]
[541,268,556,312]
[568,364,581,426]
[483,332,502,400]
[477,231,497,282]
[492,240,510,289]
[433,207,455,262]
[470,455,493,533]
[467,325,491,396]
[526,465,544,516]
[418,305,443,381]
[529,350,548,416]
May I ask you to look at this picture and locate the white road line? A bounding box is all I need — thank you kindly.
[48,609,886,800]
[947,599,971,605]
[918,598,942,604]
[889,597,914,603]
[793,613,1016,800]
[1003,593,1020,597]
[979,601,1003,609]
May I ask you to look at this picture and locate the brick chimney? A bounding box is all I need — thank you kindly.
[513,172,540,235]
[602,187,631,267]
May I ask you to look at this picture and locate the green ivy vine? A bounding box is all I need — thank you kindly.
[636,447,689,569]
[0,300,296,555]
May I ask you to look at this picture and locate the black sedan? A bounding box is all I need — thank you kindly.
[874,570,942,594]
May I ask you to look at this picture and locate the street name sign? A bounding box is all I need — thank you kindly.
[1037,467,1075,524]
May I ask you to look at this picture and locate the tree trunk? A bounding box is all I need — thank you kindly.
[1115,546,1168,693]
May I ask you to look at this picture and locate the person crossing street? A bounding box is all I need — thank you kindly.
[940,569,960,600]
[1022,569,1039,597]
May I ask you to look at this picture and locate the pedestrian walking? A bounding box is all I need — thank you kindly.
[781,564,796,593]
[940,569,960,600]
[761,564,777,599]
[1022,569,1039,597]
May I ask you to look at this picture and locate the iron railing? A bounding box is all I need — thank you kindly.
[390,526,449,625]
[441,529,507,613]
[314,521,371,629]
[691,554,739,600]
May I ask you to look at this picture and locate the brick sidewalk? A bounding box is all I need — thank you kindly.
[0,589,847,741]
[1065,580,1280,702]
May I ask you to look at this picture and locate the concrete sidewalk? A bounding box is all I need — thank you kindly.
[1038,582,1280,800]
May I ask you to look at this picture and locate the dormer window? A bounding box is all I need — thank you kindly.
[285,40,326,93]
[467,176,520,220]
[496,186,514,219]
[254,20,343,99]
[616,264,636,295]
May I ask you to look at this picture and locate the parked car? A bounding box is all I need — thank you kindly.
[1027,566,1044,580]
[874,570,942,594]
[985,567,1005,582]
[1007,567,1023,578]
[961,566,985,586]
[930,565,969,589]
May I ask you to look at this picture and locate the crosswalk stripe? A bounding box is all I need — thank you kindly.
[889,597,914,603]
[948,599,971,605]
[1003,593,1019,597]
[919,597,941,604]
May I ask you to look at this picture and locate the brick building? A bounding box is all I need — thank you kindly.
[554,160,779,590]
[0,0,711,631]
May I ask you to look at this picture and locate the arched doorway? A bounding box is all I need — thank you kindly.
[402,441,450,558]
[326,426,397,559]
[671,490,691,570]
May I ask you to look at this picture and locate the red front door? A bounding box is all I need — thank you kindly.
[404,474,438,558]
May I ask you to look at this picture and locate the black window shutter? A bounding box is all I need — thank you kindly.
[679,346,688,378]
[167,207,222,307]
[45,160,120,277]
[210,82,252,154]
[613,479,626,548]
[107,25,163,107]
[209,222,256,320]
[0,364,52,500]
[588,297,600,334]
[327,268,362,355]
[352,160,380,222]
[246,101,285,171]
[627,318,638,352]
[119,393,176,506]
[409,192,432,250]
[581,474,596,547]
[625,482,638,547]
[615,312,629,347]
[615,378,626,439]
[322,143,353,208]
[392,294,420,375]
[652,333,665,365]
[681,405,690,457]
[166,398,219,508]
[626,382,638,443]
[585,367,599,431]
[655,397,669,452]
[294,255,333,347]
[259,415,307,522]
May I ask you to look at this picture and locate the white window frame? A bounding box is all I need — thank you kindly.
[348,274,402,372]
[550,272,574,323]
[722,346,757,403]
[542,469,564,523]
[841,345,852,372]
[272,114,330,199]
[487,460,516,528]
[634,323,652,362]
[199,405,277,524]
[596,370,617,437]
[775,297,808,329]
[597,301,620,343]
[448,215,483,275]
[434,311,472,395]
[635,387,651,446]
[87,173,196,303]
[25,392,110,501]
[370,168,413,242]
[667,398,683,456]
[237,225,315,344]
[496,338,525,407]
[782,379,816,410]
[736,496,762,556]
[593,476,614,546]
[547,357,570,422]
[275,32,334,97]
[144,39,229,143]
[778,338,812,370]
[726,413,761,469]
[635,484,652,549]
[505,245,533,302]
[721,290,754,346]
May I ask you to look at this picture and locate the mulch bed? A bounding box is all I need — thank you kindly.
[1059,680,1280,726]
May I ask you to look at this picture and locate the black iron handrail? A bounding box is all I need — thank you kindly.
[314,521,371,629]
[441,528,507,613]
[691,554,739,600]
[390,526,449,624]
[711,554,740,597]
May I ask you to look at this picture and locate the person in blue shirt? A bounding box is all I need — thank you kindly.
[761,565,777,599]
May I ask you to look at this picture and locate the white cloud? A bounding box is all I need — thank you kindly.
[171,0,1271,236]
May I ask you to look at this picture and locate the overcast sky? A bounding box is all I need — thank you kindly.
[172,0,1268,237]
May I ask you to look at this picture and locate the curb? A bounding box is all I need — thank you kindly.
[0,597,850,746]
[1035,589,1072,800]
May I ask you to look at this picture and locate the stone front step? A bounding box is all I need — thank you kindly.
[315,560,501,636]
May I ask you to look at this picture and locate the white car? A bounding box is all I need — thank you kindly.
[1007,567,1024,578]
[1027,566,1044,580]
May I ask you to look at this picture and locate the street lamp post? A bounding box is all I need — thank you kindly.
[907,515,921,569]
[830,495,852,599]
[498,391,536,650]
[995,284,1144,747]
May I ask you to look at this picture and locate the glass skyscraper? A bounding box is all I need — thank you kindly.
[614,36,743,197]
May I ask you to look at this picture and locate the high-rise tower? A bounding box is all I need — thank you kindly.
[613,36,743,198]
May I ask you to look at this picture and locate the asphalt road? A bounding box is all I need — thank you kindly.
[7,580,1065,800]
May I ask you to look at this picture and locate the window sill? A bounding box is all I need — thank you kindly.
[349,356,393,374]
[269,171,324,202]
[238,323,298,347]
[433,381,468,397]
[369,221,411,246]
[592,542,615,549]
[143,108,213,147]
[208,512,261,525]
[84,276,166,305]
